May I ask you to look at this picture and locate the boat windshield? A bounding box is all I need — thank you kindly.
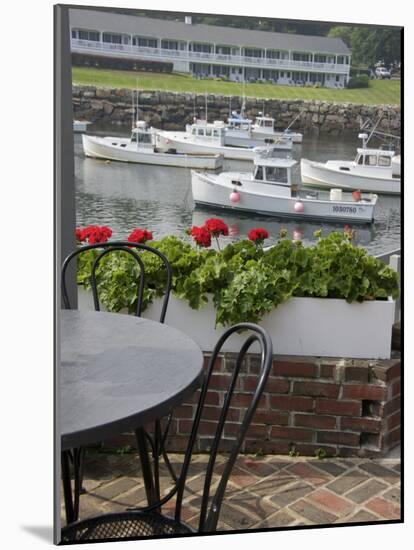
[265,166,288,183]
[138,133,152,144]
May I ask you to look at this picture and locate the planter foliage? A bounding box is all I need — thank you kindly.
[77,232,399,327]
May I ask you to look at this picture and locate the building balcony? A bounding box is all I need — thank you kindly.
[71,39,350,74]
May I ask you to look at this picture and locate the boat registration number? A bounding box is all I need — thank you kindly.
[332,205,357,214]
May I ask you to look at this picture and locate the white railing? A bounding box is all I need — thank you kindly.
[71,39,350,74]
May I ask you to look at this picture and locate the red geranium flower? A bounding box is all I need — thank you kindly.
[204,218,229,237]
[80,225,112,244]
[75,227,83,242]
[127,228,153,244]
[248,228,269,243]
[190,226,211,248]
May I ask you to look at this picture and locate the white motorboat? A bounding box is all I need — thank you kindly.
[82,121,223,170]
[191,151,378,224]
[224,112,303,147]
[73,120,91,133]
[155,120,292,161]
[301,124,401,195]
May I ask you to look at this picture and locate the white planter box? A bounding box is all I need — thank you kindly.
[78,288,395,359]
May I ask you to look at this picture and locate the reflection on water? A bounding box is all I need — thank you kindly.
[75,123,401,255]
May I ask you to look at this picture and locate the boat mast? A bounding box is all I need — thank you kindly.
[131,90,135,129]
[205,93,208,123]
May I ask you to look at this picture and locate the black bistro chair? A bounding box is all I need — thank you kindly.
[61,241,174,521]
[61,322,273,541]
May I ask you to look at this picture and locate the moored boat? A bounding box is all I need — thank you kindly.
[82,121,223,169]
[191,151,377,224]
[155,119,292,160]
[73,120,91,133]
[301,122,401,195]
[224,112,303,146]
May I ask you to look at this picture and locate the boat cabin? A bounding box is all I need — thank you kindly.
[226,112,252,131]
[130,121,154,148]
[185,120,226,145]
[253,115,276,134]
[354,148,395,168]
[252,157,297,186]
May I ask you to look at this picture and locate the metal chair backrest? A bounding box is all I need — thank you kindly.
[174,323,273,532]
[61,241,172,323]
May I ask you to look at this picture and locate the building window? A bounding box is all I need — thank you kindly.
[71,30,77,39]
[244,48,263,58]
[78,30,100,41]
[314,54,327,63]
[191,43,213,53]
[293,52,310,62]
[266,50,280,59]
[161,40,179,50]
[336,75,340,82]
[133,37,158,48]
[216,45,231,55]
[103,33,122,44]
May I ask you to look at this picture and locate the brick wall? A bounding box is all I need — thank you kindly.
[163,354,401,458]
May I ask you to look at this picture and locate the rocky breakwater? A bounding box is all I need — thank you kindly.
[73,85,400,136]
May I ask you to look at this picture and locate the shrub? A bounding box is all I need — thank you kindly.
[347,74,370,89]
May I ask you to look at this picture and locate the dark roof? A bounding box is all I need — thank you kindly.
[69,9,350,55]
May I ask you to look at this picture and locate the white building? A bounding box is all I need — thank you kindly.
[70,9,351,88]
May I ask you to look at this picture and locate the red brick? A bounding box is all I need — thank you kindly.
[294,414,336,429]
[204,391,221,406]
[245,439,292,454]
[270,426,314,442]
[172,404,194,419]
[308,489,354,515]
[387,411,401,431]
[342,384,387,401]
[320,364,336,378]
[370,361,401,382]
[344,366,369,383]
[317,431,360,446]
[286,462,331,485]
[384,427,401,447]
[202,406,240,422]
[224,422,267,439]
[391,379,401,398]
[272,360,318,378]
[316,399,361,417]
[271,395,314,412]
[244,376,290,394]
[231,393,267,409]
[253,410,289,425]
[293,381,340,398]
[365,497,401,519]
[383,396,401,416]
[177,419,193,435]
[294,443,337,457]
[210,373,231,390]
[198,420,219,436]
[341,417,382,433]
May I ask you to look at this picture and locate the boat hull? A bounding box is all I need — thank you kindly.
[301,158,400,195]
[224,131,293,149]
[155,131,255,160]
[191,171,376,224]
[82,134,223,169]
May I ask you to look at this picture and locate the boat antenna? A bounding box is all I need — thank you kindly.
[284,111,302,132]
[193,93,196,120]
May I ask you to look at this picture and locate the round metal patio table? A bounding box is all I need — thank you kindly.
[60,309,204,523]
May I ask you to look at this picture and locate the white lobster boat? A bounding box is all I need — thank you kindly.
[155,119,292,161]
[82,121,223,169]
[191,152,378,224]
[301,130,401,195]
[224,113,302,147]
[73,120,91,133]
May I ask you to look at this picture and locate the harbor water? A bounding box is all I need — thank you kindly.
[74,123,401,255]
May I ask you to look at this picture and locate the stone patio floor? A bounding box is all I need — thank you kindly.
[62,449,401,532]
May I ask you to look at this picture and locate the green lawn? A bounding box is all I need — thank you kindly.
[72,67,400,105]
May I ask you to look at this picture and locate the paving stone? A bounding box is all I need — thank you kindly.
[358,462,400,483]
[307,460,347,477]
[382,486,401,504]
[227,490,277,520]
[307,489,354,516]
[290,499,337,524]
[346,479,389,504]
[342,510,380,523]
[246,472,296,497]
[236,458,279,477]
[365,497,401,519]
[254,509,297,528]
[326,469,370,495]
[285,462,331,486]
[269,480,314,507]
[92,476,139,500]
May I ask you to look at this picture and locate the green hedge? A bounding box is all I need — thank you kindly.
[347,74,370,89]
